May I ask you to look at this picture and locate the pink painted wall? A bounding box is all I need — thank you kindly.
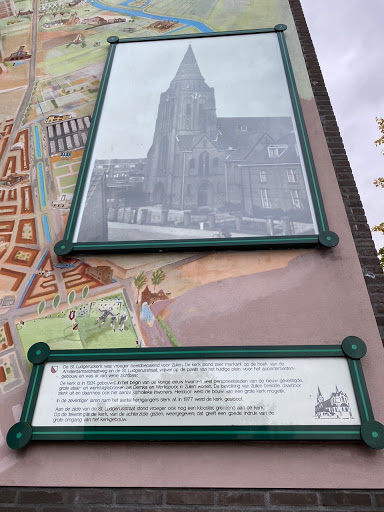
[1,0,383,488]
[5,96,383,490]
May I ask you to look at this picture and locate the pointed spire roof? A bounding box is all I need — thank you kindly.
[172,45,204,82]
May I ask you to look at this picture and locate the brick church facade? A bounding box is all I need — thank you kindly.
[144,44,312,223]
[78,43,317,241]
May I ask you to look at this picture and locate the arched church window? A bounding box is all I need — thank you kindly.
[198,153,204,177]
[189,158,196,171]
[205,153,210,176]
[199,101,205,130]
[199,151,210,177]
[159,136,168,173]
[186,103,191,118]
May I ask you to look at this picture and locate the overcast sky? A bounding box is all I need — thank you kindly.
[300,0,384,250]
[93,32,292,161]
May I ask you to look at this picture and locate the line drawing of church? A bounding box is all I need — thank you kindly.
[77,44,317,242]
[315,386,353,420]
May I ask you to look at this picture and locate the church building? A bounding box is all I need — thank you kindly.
[78,43,316,242]
[143,44,312,225]
[315,386,353,420]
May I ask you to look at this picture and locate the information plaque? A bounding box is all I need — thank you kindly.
[7,338,384,449]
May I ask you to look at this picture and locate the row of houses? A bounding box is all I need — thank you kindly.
[43,13,127,27]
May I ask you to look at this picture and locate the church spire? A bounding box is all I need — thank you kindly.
[172,45,204,82]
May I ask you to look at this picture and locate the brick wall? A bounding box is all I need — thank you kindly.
[1,488,384,511]
[288,0,384,343]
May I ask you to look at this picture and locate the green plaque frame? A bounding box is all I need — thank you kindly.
[54,26,338,256]
[7,337,384,450]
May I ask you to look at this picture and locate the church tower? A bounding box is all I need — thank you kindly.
[166,44,217,136]
[145,45,218,206]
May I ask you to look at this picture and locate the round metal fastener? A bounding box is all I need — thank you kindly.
[361,421,384,450]
[54,240,73,256]
[341,336,367,360]
[28,342,51,364]
[7,422,33,450]
[318,231,339,248]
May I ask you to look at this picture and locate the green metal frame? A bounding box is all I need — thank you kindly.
[54,25,338,257]
[7,337,384,450]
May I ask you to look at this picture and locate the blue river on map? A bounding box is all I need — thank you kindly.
[43,214,51,243]
[37,162,46,208]
[88,0,213,33]
[18,249,49,308]
[34,125,42,159]
[119,0,150,7]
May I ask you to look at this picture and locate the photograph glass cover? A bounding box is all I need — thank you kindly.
[73,32,319,244]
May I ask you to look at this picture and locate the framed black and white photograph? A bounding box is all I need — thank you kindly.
[55,28,338,256]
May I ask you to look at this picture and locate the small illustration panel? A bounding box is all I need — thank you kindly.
[315,386,353,420]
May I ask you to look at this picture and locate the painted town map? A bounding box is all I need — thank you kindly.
[0,0,313,472]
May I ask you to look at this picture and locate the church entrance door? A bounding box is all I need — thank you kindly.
[197,182,214,207]
[153,182,165,205]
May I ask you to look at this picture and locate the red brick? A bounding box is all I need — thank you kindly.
[18,490,63,505]
[165,490,215,505]
[321,491,372,506]
[115,489,163,505]
[269,491,318,506]
[42,508,89,512]
[0,507,35,512]
[93,509,204,512]
[367,284,384,294]
[217,490,265,506]
[0,489,17,504]
[375,315,384,326]
[371,293,384,303]
[67,489,113,504]
[353,216,368,224]
[355,239,375,250]
[360,258,383,267]
[351,207,367,215]
[376,492,384,507]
